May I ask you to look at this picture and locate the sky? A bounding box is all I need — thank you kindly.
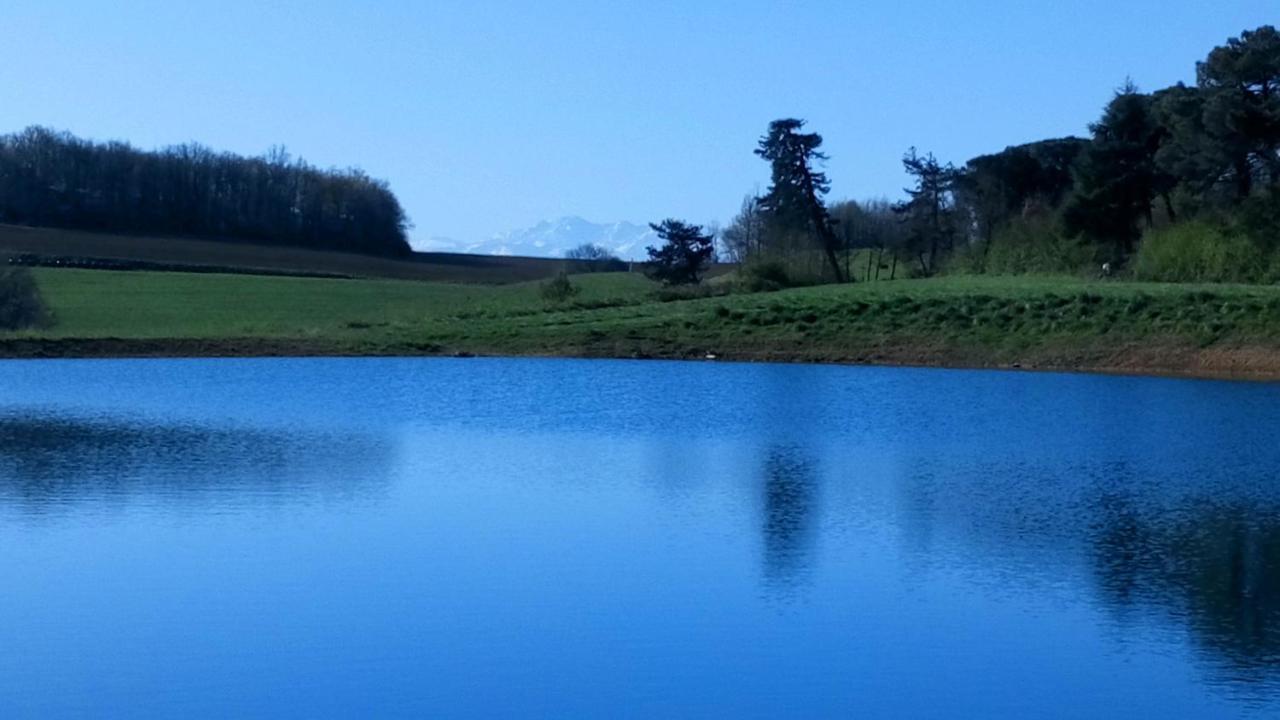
[0,1,1274,248]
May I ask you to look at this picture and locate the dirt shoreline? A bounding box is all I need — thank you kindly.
[2,336,1279,382]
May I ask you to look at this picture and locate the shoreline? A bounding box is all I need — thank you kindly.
[3,337,1278,383]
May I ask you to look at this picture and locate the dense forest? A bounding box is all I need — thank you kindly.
[0,128,410,256]
[722,25,1280,285]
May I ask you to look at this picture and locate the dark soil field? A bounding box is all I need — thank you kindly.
[0,224,588,283]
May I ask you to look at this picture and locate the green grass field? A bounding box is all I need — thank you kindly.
[7,266,1280,377]
[17,268,654,340]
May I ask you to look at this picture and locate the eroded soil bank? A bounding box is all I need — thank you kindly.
[2,335,1277,382]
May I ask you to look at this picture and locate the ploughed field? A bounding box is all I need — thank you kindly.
[0,223,584,283]
[6,264,1280,378]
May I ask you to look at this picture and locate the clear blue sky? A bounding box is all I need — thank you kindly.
[0,2,1273,247]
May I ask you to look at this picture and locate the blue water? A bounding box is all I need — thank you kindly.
[0,357,1277,718]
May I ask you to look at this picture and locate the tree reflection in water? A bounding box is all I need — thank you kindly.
[759,445,819,595]
[895,454,1280,695]
[1091,493,1280,688]
[0,412,393,516]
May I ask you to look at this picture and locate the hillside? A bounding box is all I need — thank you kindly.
[0,224,598,284]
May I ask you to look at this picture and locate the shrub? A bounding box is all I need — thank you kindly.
[739,259,793,292]
[0,267,49,330]
[945,244,984,275]
[1267,252,1280,284]
[539,271,580,303]
[653,283,731,302]
[1133,221,1265,283]
[950,215,1096,275]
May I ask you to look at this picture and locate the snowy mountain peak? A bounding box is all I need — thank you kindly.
[415,217,657,260]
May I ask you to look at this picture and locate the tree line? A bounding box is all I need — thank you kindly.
[714,25,1280,285]
[0,127,410,256]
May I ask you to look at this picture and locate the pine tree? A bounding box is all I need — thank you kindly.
[754,119,847,282]
[894,148,960,276]
[1064,82,1171,258]
[1197,25,1280,196]
[645,219,715,285]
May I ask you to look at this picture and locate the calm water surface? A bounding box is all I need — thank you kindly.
[0,357,1277,718]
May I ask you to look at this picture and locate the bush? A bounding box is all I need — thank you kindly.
[950,216,1096,275]
[1268,252,1280,284]
[652,283,732,302]
[739,259,793,292]
[1133,221,1265,283]
[735,251,846,287]
[0,267,49,330]
[539,271,580,303]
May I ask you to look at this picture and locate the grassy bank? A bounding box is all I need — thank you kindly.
[5,268,1280,379]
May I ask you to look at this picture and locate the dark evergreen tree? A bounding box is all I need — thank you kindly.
[1151,27,1280,210]
[644,219,715,285]
[1196,25,1280,197]
[754,119,846,282]
[1152,84,1228,207]
[1064,83,1172,258]
[894,148,960,275]
[956,137,1087,249]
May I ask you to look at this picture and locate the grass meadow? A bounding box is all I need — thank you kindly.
[8,267,1280,377]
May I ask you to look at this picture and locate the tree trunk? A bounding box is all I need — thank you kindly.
[1235,156,1254,200]
[1162,192,1177,223]
[798,163,846,283]
[822,240,846,283]
[981,226,994,273]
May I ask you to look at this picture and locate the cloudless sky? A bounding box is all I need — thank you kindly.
[0,2,1274,247]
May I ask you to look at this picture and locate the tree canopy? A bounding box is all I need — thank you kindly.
[645,219,715,285]
[565,243,624,272]
[725,25,1280,283]
[1063,82,1173,257]
[0,127,411,256]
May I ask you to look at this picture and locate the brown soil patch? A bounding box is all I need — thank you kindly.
[2,336,1278,382]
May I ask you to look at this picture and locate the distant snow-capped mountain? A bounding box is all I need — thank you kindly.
[416,217,657,260]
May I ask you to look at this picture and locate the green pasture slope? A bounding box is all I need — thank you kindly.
[6,267,1280,378]
[16,269,653,341]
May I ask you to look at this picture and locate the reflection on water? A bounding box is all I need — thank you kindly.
[894,453,1280,701]
[1091,496,1280,686]
[0,358,1278,718]
[759,445,819,592]
[0,413,392,516]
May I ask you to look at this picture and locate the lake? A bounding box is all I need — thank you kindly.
[0,357,1277,718]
